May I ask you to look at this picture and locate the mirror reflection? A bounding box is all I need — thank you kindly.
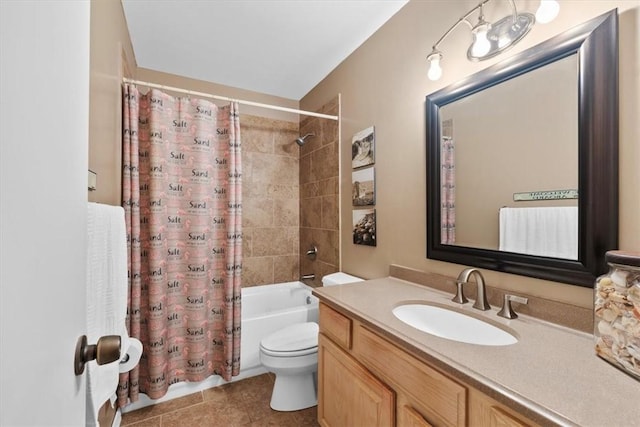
[439,54,579,260]
[426,10,618,287]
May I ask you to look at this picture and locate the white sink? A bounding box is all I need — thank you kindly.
[392,304,517,346]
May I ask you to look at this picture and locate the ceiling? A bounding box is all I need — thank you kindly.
[121,0,409,100]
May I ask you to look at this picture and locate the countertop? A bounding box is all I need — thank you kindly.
[313,277,640,427]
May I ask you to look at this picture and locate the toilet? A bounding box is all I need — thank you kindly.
[259,272,363,411]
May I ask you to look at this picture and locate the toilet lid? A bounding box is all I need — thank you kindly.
[260,322,319,353]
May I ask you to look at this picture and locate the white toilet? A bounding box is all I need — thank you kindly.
[259,272,363,411]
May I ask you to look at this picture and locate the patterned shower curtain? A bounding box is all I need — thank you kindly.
[441,119,455,244]
[119,84,242,404]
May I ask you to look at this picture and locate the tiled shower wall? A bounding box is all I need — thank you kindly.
[299,97,340,287]
[240,96,340,288]
[241,115,300,286]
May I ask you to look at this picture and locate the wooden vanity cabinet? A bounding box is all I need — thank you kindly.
[318,302,538,427]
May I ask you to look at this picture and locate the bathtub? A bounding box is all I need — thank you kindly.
[241,281,319,371]
[122,281,318,413]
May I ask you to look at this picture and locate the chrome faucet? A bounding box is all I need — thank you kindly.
[453,268,491,311]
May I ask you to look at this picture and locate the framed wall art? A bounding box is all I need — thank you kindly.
[352,166,375,206]
[351,126,375,169]
[353,208,376,246]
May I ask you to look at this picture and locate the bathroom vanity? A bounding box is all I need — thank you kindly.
[313,277,640,427]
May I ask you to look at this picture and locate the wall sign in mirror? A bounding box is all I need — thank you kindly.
[426,10,618,287]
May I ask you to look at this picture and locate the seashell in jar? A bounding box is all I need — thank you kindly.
[596,339,614,357]
[599,308,619,322]
[598,319,615,336]
[611,269,630,288]
[600,335,615,350]
[628,286,640,304]
[608,292,630,305]
[598,277,613,287]
[633,306,640,321]
[627,344,640,362]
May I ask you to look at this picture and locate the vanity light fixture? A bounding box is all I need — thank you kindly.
[426,0,560,81]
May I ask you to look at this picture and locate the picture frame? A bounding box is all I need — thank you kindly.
[352,166,375,206]
[351,126,375,169]
[353,208,376,246]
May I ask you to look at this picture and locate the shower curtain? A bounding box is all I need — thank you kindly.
[119,84,242,404]
[441,119,455,244]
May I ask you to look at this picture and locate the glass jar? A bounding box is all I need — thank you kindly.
[594,251,640,380]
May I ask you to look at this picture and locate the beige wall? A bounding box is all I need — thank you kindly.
[88,0,137,205]
[301,0,640,309]
[299,97,341,287]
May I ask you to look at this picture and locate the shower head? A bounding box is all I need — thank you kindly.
[295,133,315,146]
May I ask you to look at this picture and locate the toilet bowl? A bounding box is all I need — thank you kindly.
[259,322,319,411]
[258,272,363,411]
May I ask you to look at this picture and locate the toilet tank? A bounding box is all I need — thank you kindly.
[322,272,364,286]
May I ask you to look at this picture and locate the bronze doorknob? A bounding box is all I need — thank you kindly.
[74,334,121,376]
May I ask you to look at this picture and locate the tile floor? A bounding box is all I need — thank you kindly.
[121,373,319,427]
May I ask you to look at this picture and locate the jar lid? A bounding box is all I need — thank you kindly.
[605,250,640,267]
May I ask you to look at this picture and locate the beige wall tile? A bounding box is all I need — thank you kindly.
[321,194,339,230]
[274,128,300,158]
[242,125,274,154]
[242,257,274,286]
[274,199,299,227]
[253,227,297,257]
[321,113,338,145]
[299,154,312,185]
[253,155,298,185]
[242,230,253,258]
[310,142,338,182]
[274,255,300,283]
[300,197,322,228]
[301,182,320,199]
[243,198,273,228]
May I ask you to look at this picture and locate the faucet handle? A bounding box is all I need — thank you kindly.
[452,280,469,304]
[497,294,529,319]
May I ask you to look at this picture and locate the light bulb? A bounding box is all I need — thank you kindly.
[471,28,491,57]
[427,53,443,81]
[536,0,559,24]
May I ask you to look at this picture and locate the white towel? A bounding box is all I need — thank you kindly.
[86,202,128,426]
[499,206,578,259]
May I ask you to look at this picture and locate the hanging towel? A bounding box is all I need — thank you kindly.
[499,206,578,259]
[86,202,129,426]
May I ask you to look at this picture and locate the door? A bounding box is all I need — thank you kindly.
[0,1,91,425]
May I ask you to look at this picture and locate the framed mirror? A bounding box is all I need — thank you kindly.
[426,10,618,287]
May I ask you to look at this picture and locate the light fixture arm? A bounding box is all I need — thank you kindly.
[507,0,519,23]
[427,0,558,81]
[431,0,491,52]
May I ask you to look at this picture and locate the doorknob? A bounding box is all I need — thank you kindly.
[74,334,121,376]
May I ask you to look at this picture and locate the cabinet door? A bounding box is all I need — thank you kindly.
[400,405,434,427]
[318,333,395,427]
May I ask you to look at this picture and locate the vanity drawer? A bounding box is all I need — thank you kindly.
[319,303,352,349]
[353,324,466,427]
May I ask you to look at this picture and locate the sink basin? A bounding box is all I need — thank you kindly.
[392,304,517,346]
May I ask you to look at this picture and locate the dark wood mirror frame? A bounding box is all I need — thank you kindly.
[426,10,618,287]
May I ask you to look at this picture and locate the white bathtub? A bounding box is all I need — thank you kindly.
[123,281,319,413]
[241,281,319,371]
